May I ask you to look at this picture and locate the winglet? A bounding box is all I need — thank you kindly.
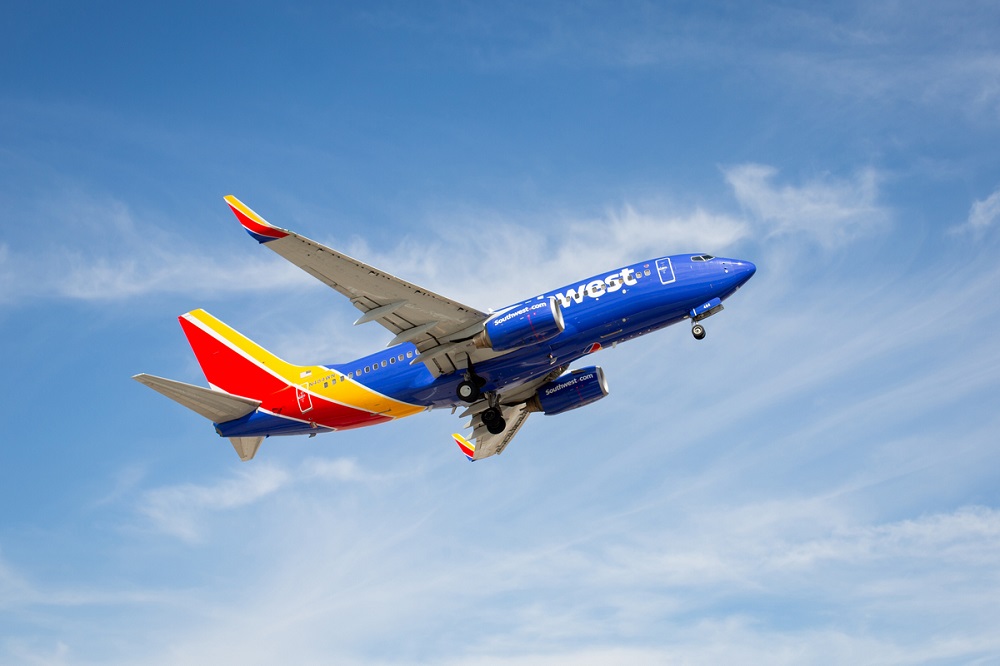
[453,433,476,461]
[224,195,289,243]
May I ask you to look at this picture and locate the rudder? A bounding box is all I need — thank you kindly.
[178,309,299,400]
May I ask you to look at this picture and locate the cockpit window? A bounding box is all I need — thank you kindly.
[691,254,715,262]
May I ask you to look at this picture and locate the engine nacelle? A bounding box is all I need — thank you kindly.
[475,298,565,352]
[526,366,609,416]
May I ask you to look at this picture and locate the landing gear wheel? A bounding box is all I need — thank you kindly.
[692,324,706,340]
[486,416,507,435]
[481,407,502,425]
[457,380,481,403]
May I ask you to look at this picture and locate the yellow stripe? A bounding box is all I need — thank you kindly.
[224,195,274,229]
[185,309,424,418]
[453,433,475,452]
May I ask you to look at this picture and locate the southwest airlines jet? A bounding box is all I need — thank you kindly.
[135,197,756,462]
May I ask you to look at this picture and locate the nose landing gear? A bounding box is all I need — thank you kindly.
[689,298,723,341]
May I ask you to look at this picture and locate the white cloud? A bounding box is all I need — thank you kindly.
[84,489,1000,664]
[137,464,291,542]
[135,457,380,542]
[333,202,749,310]
[724,163,890,247]
[3,190,749,310]
[5,160,895,317]
[0,192,317,305]
[952,186,1000,236]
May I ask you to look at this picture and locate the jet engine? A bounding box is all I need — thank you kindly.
[473,298,565,352]
[526,366,609,416]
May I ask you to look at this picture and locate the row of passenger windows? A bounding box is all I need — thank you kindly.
[346,351,415,379]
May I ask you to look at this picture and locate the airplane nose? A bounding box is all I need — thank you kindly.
[735,260,756,285]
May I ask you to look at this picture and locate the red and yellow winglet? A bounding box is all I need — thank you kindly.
[453,433,476,461]
[224,195,289,243]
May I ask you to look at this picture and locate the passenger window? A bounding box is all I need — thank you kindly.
[381,360,387,368]
[398,354,404,361]
[389,357,395,364]
[406,351,413,359]
[364,366,370,373]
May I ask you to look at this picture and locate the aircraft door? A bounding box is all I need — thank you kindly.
[296,384,314,413]
[656,258,676,285]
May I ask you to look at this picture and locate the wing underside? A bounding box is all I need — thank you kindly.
[454,404,531,461]
[225,196,491,376]
[452,366,567,461]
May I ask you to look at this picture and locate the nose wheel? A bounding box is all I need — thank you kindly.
[691,323,706,340]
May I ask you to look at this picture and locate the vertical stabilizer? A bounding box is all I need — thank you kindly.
[178,309,299,399]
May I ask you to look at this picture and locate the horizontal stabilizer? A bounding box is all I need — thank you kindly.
[133,373,260,423]
[229,436,264,462]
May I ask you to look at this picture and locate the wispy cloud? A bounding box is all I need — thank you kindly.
[951,185,1000,236]
[135,456,382,542]
[96,486,1000,664]
[0,550,180,611]
[343,201,749,309]
[2,161,893,314]
[1,186,749,314]
[0,192,316,306]
[138,464,291,542]
[724,164,890,248]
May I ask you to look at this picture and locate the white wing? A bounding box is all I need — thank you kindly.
[225,196,492,376]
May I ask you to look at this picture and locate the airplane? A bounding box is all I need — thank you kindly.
[135,196,756,462]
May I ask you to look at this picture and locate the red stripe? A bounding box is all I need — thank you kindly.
[227,204,288,239]
[455,439,475,457]
[179,317,389,429]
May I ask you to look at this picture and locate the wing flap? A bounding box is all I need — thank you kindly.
[454,403,531,461]
[133,373,260,423]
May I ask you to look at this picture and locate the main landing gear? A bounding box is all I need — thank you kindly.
[455,354,506,434]
[456,353,487,403]
[481,404,506,435]
[456,379,481,402]
[691,323,706,340]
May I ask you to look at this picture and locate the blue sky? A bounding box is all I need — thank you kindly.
[2,2,1000,663]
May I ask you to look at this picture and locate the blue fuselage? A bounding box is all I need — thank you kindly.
[329,254,756,410]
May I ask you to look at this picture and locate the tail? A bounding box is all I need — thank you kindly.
[153,308,305,463]
[178,309,301,400]
[134,310,298,462]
